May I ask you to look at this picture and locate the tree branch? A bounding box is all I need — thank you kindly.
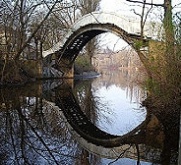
[126,0,164,7]
[173,2,181,9]
[14,0,62,60]
[131,9,142,17]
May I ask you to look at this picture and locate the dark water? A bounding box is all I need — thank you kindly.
[0,69,179,165]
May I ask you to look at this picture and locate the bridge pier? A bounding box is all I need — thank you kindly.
[55,55,74,78]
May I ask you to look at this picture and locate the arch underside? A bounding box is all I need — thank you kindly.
[56,24,135,69]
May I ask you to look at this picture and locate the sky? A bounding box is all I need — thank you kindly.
[98,0,181,51]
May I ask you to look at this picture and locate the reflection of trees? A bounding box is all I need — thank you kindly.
[74,80,97,123]
[143,98,179,165]
[0,89,79,164]
[0,81,179,164]
[93,69,147,103]
[74,80,113,126]
[75,149,101,165]
[73,80,111,164]
[102,110,178,165]
[73,76,178,164]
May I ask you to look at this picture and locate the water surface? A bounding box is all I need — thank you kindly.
[0,69,179,165]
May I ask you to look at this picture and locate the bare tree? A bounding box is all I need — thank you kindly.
[14,0,62,60]
[125,0,175,44]
[130,0,154,38]
[0,0,62,84]
[40,1,81,50]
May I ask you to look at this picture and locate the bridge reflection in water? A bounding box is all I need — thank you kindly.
[45,81,179,164]
[0,80,179,164]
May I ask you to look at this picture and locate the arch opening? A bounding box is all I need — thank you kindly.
[57,23,136,67]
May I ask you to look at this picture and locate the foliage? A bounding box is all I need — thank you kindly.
[0,60,29,85]
[134,40,144,50]
[74,55,95,74]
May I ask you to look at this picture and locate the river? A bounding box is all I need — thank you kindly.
[0,68,179,165]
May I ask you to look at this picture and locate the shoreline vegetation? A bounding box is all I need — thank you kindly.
[0,60,100,86]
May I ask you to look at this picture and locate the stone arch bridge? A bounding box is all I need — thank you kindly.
[42,12,157,77]
[42,12,154,77]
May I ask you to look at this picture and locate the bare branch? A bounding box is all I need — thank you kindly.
[143,4,153,27]
[173,2,181,9]
[125,0,164,7]
[14,0,62,60]
[131,9,142,17]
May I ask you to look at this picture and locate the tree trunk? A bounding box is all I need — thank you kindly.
[163,0,180,97]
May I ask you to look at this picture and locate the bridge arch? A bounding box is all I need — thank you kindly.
[59,24,133,61]
[42,12,148,76]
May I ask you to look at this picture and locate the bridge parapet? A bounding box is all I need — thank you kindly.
[72,12,140,34]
